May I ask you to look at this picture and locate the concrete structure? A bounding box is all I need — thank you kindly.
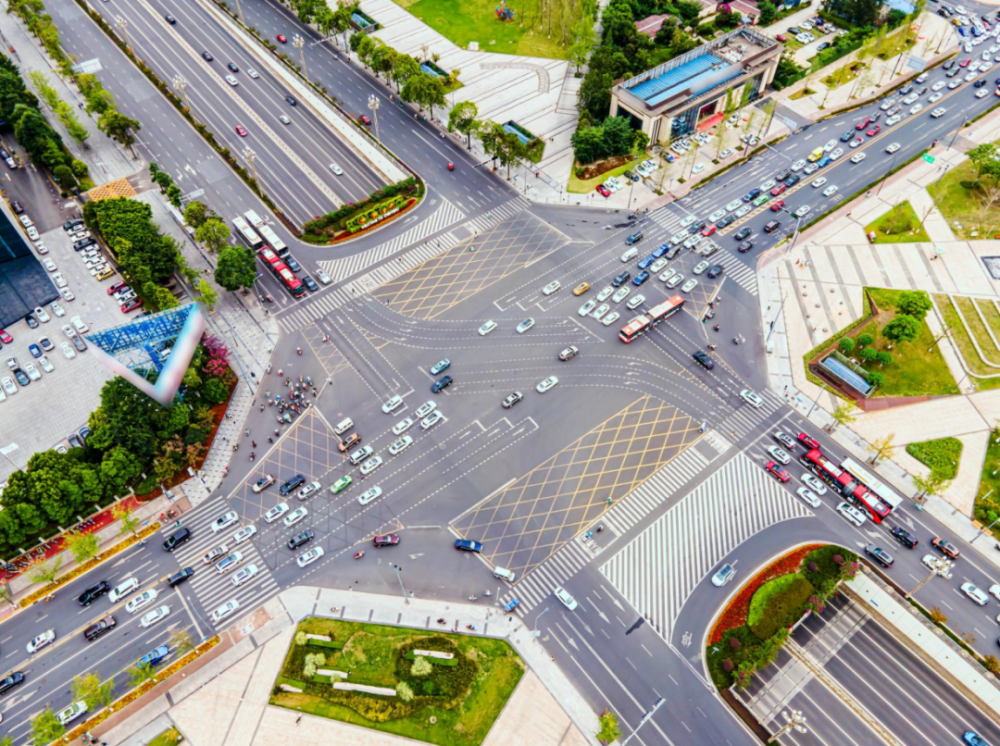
[610,26,781,143]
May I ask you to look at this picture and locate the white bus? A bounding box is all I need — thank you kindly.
[840,458,903,511]
[232,216,263,249]
[244,209,264,229]
[258,224,288,258]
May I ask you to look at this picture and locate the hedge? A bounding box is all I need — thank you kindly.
[749,575,815,640]
[307,638,345,650]
[278,676,309,690]
[403,651,458,666]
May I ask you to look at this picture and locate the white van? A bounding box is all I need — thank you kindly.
[493,566,517,583]
[334,417,354,436]
[109,577,139,602]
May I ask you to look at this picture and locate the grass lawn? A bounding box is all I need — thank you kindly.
[391,0,569,59]
[790,87,816,100]
[822,61,864,89]
[864,201,931,243]
[567,156,638,194]
[975,434,1000,540]
[850,288,959,396]
[905,437,963,479]
[271,618,524,746]
[932,294,1000,391]
[147,728,184,746]
[927,159,1000,240]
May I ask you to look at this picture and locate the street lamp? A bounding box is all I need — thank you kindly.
[293,35,308,79]
[172,75,191,113]
[243,147,260,189]
[115,16,132,54]
[906,555,952,599]
[368,94,380,140]
[768,709,807,743]
[391,563,409,604]
[621,697,665,745]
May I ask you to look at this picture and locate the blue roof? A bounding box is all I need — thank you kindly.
[821,356,873,395]
[885,0,915,12]
[503,123,531,144]
[647,67,742,107]
[628,54,720,102]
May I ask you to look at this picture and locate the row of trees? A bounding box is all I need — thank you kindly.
[182,198,258,293]
[447,101,540,178]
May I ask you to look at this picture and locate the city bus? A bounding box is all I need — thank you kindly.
[233,216,263,249]
[258,246,304,297]
[840,458,903,511]
[618,295,685,343]
[258,224,288,258]
[800,449,891,522]
[244,209,264,228]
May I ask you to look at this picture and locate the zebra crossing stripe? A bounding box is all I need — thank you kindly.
[277,287,355,333]
[599,452,813,640]
[461,200,528,237]
[504,540,592,613]
[319,199,466,282]
[714,252,759,296]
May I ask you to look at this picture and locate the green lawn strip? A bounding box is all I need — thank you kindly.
[567,156,639,194]
[974,435,1000,540]
[976,297,1000,344]
[147,728,184,746]
[927,159,1000,240]
[391,0,569,59]
[864,200,931,243]
[272,618,524,746]
[905,437,962,479]
[954,296,1000,364]
[933,294,1000,389]
[747,574,800,629]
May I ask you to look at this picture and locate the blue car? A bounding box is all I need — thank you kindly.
[137,645,170,668]
[742,188,761,203]
[429,359,451,375]
[652,243,671,258]
[28,344,41,358]
[817,155,831,168]
[964,733,990,746]
[633,270,650,286]
[431,375,453,393]
[637,254,656,270]
[454,539,483,552]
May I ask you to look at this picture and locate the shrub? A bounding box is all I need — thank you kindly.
[410,656,432,676]
[749,575,815,640]
[201,377,229,405]
[839,337,856,354]
[728,637,741,650]
[802,546,856,596]
[397,681,414,702]
[856,333,874,347]
[748,574,802,629]
[303,653,325,678]
[295,632,307,646]
[721,659,734,673]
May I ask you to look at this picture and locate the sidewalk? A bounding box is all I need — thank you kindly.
[100,588,599,746]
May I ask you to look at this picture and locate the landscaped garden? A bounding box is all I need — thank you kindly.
[905,437,962,480]
[933,293,1000,391]
[271,619,524,746]
[864,201,930,244]
[927,146,1000,240]
[975,427,1000,541]
[707,545,858,689]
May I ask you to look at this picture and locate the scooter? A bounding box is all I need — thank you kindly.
[353,551,365,560]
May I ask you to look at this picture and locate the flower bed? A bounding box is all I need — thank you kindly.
[345,195,411,234]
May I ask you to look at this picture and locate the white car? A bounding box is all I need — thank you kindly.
[38,355,54,373]
[225,74,238,86]
[393,417,414,435]
[381,395,403,414]
[620,248,638,263]
[516,318,535,334]
[692,163,705,174]
[210,598,241,623]
[42,259,56,272]
[23,362,40,381]
[932,80,946,91]
[909,103,924,115]
[232,525,257,544]
[823,140,837,152]
[232,564,259,587]
[297,547,324,568]
[60,342,75,359]
[578,299,597,316]
[692,260,709,275]
[60,287,75,301]
[421,411,443,429]
[811,177,827,188]
[961,582,989,605]
[790,159,806,172]
[719,148,733,159]
[760,179,776,192]
[990,583,1000,602]
[735,204,752,218]
[681,279,698,293]
[18,215,32,228]
[316,269,332,285]
[885,143,900,154]
[886,115,901,126]
[329,163,343,175]
[612,286,631,303]
[596,286,614,302]
[822,185,839,197]
[554,586,578,610]
[880,99,894,111]
[212,511,239,533]
[415,401,436,419]
[50,301,65,317]
[536,376,558,393]
[680,215,697,228]
[478,320,497,336]
[298,481,321,500]
[711,564,736,587]
[27,629,55,654]
[977,88,989,98]
[26,226,38,240]
[592,303,610,320]
[626,294,646,310]
[829,147,844,160]
[666,273,684,289]
[793,205,811,219]
[740,389,763,408]
[360,456,382,475]
[801,473,827,495]
[902,93,919,105]
[931,107,947,118]
[33,306,50,323]
[836,501,866,527]
[659,268,676,283]
[542,280,561,296]
[140,605,171,628]
[283,507,309,527]
[264,502,290,523]
[850,152,866,164]
[602,311,620,327]
[920,554,940,571]
[125,588,159,614]
[358,486,382,505]
[796,487,822,508]
[650,258,667,274]
[928,91,944,103]
[708,209,726,223]
[56,701,88,726]
[1,377,15,395]
[767,445,791,465]
[726,199,742,212]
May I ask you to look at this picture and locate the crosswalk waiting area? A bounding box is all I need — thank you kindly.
[161,496,280,627]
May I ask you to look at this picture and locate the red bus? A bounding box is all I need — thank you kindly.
[619,295,685,343]
[258,246,304,297]
[800,449,890,522]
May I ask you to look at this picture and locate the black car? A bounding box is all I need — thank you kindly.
[899,84,913,95]
[167,567,195,586]
[280,474,306,496]
[84,616,116,642]
[431,375,453,393]
[202,51,214,61]
[63,218,83,232]
[975,79,988,88]
[165,14,177,23]
[68,433,84,448]
[163,527,192,552]
[693,350,714,370]
[288,529,314,550]
[839,131,854,142]
[764,220,781,233]
[612,270,630,287]
[864,544,894,567]
[785,174,801,187]
[716,214,736,229]
[74,237,96,251]
[817,41,830,51]
[688,221,705,234]
[738,240,754,252]
[24,314,37,329]
[890,526,918,548]
[285,256,302,272]
[734,227,752,240]
[0,672,24,697]
[742,188,761,203]
[285,95,297,106]
[72,336,87,353]
[706,264,724,279]
[10,201,23,214]
[776,168,792,181]
[77,580,111,606]
[12,368,28,387]
[302,275,319,292]
[227,62,239,73]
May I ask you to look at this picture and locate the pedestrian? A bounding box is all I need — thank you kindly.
[252,441,257,448]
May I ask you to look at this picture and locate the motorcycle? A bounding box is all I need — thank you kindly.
[436,618,447,625]
[447,162,454,171]
[353,551,365,560]
[468,595,478,602]
[297,347,302,355]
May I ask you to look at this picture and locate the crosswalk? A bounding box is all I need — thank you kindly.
[720,388,785,440]
[163,496,280,626]
[599,452,814,640]
[460,197,530,236]
[503,431,733,614]
[277,287,357,333]
[319,199,466,282]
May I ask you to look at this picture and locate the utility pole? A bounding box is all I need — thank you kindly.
[115,16,132,54]
[172,75,191,113]
[243,147,261,191]
[768,709,807,743]
[906,554,952,598]
[368,94,380,140]
[621,697,665,745]
[391,563,409,604]
[293,34,308,79]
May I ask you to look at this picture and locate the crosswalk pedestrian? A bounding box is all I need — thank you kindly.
[162,497,280,625]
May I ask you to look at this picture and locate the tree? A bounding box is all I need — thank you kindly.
[868,433,895,465]
[757,1,776,24]
[99,446,142,497]
[676,0,701,24]
[166,183,183,208]
[390,53,421,91]
[913,471,948,500]
[838,337,856,355]
[71,671,115,709]
[896,290,932,320]
[571,124,606,164]
[64,531,100,564]
[400,73,446,119]
[29,556,62,586]
[875,351,893,367]
[184,200,210,229]
[865,370,884,388]
[966,143,996,179]
[198,278,218,311]
[859,347,878,363]
[829,402,858,432]
[928,605,948,624]
[169,627,195,654]
[215,245,256,292]
[984,655,1000,676]
[856,333,874,347]
[52,163,77,191]
[882,202,913,235]
[883,314,921,344]
[113,504,141,538]
[448,101,479,150]
[195,218,231,253]
[30,709,64,746]
[98,109,141,157]
[596,710,621,744]
[568,14,596,75]
[129,661,159,688]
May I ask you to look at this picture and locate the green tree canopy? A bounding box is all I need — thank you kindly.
[896,290,933,320]
[215,245,257,291]
[883,314,921,343]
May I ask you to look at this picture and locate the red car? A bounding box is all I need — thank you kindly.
[960,57,971,67]
[770,200,786,212]
[596,184,611,198]
[776,33,787,42]
[108,280,127,295]
[770,183,786,197]
[276,34,287,43]
[855,117,871,130]
[359,114,372,125]
[235,125,248,137]
[798,433,820,449]
[0,329,11,344]
[121,299,142,313]
[765,461,791,482]
[866,125,881,136]
[373,534,400,547]
[701,225,717,237]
